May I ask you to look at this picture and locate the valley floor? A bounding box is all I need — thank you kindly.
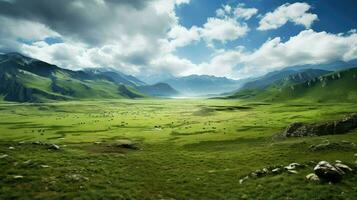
[0,99,356,199]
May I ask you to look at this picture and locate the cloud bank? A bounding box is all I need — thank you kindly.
[0,0,356,80]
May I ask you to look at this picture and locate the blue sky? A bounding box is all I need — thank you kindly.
[175,0,357,64]
[0,0,356,79]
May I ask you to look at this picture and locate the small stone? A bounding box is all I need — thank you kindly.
[287,170,298,174]
[48,144,60,150]
[0,154,8,159]
[23,160,32,165]
[13,175,23,179]
[41,165,50,168]
[66,174,89,182]
[94,142,102,145]
[8,146,15,150]
[335,160,342,163]
[239,176,249,184]
[272,168,281,174]
[284,163,302,170]
[262,168,269,173]
[306,173,320,181]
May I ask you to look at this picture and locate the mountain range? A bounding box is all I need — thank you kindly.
[0,53,177,102]
[227,67,357,102]
[1,52,357,103]
[159,75,245,96]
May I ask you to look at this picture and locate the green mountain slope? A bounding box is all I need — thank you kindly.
[0,53,145,102]
[228,68,357,102]
[241,69,331,90]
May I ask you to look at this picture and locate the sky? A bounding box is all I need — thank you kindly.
[0,0,356,80]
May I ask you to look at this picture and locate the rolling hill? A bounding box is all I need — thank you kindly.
[228,68,357,102]
[0,53,145,102]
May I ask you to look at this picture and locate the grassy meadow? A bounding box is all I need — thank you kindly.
[0,99,357,199]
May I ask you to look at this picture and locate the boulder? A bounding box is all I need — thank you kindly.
[334,163,353,173]
[306,173,320,181]
[314,161,344,183]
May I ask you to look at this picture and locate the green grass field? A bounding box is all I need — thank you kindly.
[0,99,357,199]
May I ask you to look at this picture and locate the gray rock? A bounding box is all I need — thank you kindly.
[48,144,60,150]
[8,146,15,150]
[284,163,302,170]
[0,154,8,159]
[334,163,353,173]
[65,174,89,182]
[13,175,23,179]
[287,170,298,174]
[251,169,266,178]
[23,160,32,165]
[239,176,249,184]
[272,168,281,174]
[306,173,320,181]
[314,161,344,183]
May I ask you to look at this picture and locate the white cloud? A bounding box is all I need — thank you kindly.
[234,4,258,20]
[4,0,189,74]
[150,53,197,76]
[240,29,357,77]
[200,18,249,44]
[172,29,357,79]
[167,25,200,49]
[3,0,356,81]
[258,2,318,31]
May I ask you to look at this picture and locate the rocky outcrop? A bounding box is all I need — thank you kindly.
[313,161,344,183]
[239,160,354,184]
[282,114,357,137]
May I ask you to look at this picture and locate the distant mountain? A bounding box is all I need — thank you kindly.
[227,67,357,102]
[84,68,179,97]
[0,53,145,102]
[135,83,179,97]
[137,72,176,85]
[84,68,146,87]
[160,75,245,96]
